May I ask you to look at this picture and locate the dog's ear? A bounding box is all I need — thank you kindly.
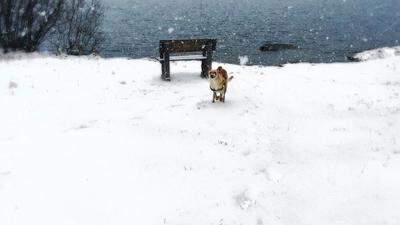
[217,66,223,71]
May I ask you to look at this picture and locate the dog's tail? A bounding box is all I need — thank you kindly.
[228,76,234,82]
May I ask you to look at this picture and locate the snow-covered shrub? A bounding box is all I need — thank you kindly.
[239,55,249,65]
[51,0,104,56]
[0,0,64,52]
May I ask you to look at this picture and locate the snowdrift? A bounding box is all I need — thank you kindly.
[354,46,400,61]
[1,49,400,225]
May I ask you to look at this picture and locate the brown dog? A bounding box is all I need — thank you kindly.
[208,66,233,103]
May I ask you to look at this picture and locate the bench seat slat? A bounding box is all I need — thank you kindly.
[156,55,207,61]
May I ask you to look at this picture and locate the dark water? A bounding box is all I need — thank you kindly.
[101,0,400,65]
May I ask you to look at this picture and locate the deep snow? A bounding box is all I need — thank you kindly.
[0,49,400,225]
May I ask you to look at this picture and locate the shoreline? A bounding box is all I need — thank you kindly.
[1,45,400,67]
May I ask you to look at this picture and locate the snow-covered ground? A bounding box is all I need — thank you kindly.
[1,48,400,225]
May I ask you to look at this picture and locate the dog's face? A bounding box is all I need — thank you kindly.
[208,70,217,79]
[209,67,228,80]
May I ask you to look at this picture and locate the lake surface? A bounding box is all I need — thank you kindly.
[101,0,400,65]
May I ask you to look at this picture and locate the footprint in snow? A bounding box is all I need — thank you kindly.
[196,100,209,110]
[0,171,12,190]
[196,99,233,109]
[170,104,184,108]
[9,81,18,89]
[68,120,98,131]
[234,190,254,210]
[0,171,11,176]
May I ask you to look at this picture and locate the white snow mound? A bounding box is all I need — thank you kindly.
[354,46,400,61]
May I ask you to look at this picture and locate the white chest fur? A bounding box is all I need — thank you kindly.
[210,78,223,92]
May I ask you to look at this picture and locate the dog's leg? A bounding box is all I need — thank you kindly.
[212,92,216,103]
[221,87,226,102]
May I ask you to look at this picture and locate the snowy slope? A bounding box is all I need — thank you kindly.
[0,51,400,225]
[354,46,400,61]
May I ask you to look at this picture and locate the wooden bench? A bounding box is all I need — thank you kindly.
[156,39,217,81]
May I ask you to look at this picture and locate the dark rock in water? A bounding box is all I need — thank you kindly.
[259,43,298,52]
[346,56,361,62]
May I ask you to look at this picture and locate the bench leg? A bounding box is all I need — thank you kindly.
[161,61,166,79]
[201,59,211,78]
[161,61,171,81]
[165,60,170,80]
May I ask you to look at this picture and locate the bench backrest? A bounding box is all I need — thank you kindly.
[159,39,217,57]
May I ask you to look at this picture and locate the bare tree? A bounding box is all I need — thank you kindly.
[0,0,64,52]
[52,0,104,55]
